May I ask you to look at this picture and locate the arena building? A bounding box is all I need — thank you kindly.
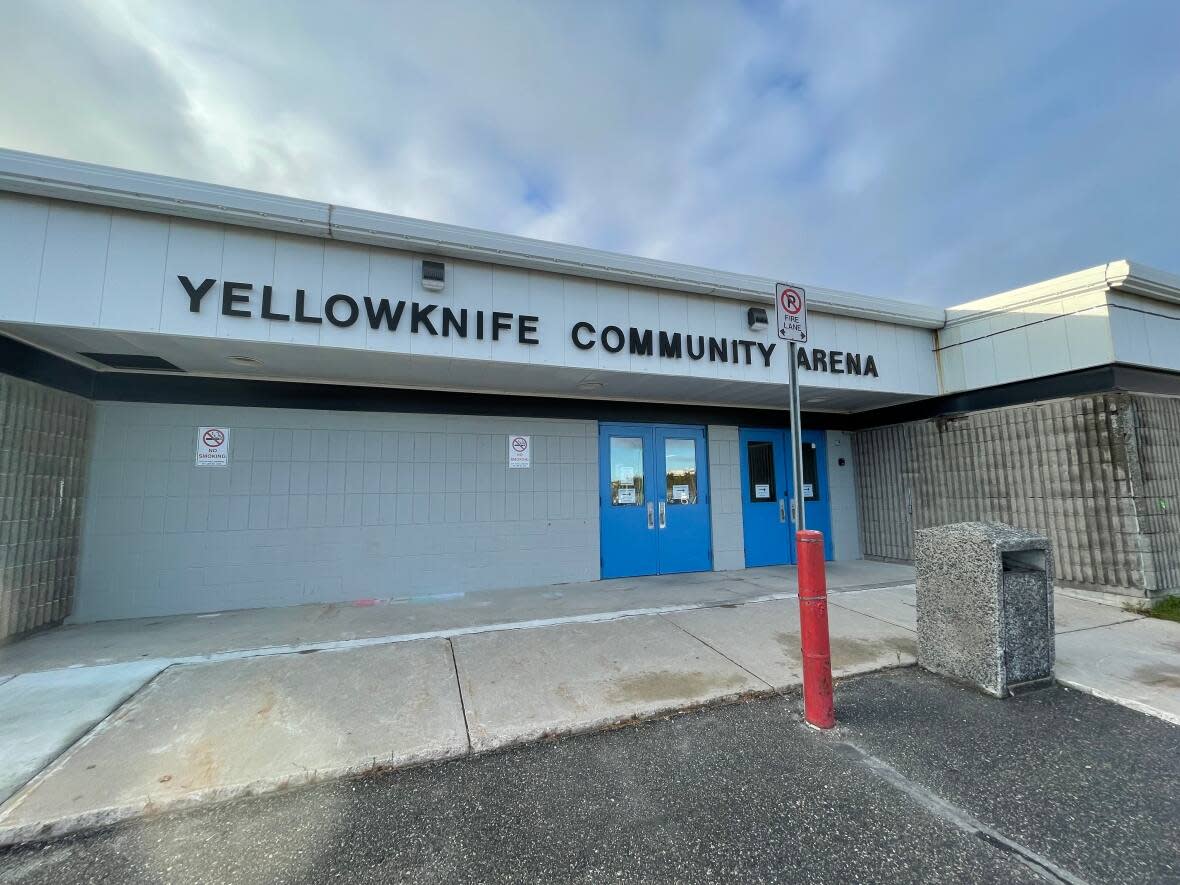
[1,149,1177,641]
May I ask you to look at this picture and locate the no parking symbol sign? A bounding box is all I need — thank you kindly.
[196,426,230,466]
[776,283,808,343]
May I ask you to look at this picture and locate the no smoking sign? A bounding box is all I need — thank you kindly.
[508,434,532,469]
[196,426,231,466]
[775,282,808,343]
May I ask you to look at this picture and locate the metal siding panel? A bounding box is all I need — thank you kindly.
[269,233,327,346]
[160,218,226,338]
[0,194,50,322]
[98,211,172,332]
[316,240,373,352]
[216,227,278,342]
[527,271,567,368]
[34,202,112,327]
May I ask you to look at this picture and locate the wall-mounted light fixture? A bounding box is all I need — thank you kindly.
[421,259,446,292]
[747,306,768,332]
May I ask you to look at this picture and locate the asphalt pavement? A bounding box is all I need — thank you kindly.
[1,668,1175,885]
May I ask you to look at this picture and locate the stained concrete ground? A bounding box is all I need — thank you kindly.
[0,663,164,805]
[0,560,915,676]
[2,670,1176,885]
[0,562,1175,849]
[1055,609,1180,719]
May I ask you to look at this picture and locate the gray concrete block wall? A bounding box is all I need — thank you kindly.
[853,393,1174,600]
[825,431,862,561]
[909,396,1141,595]
[74,403,599,621]
[853,423,916,561]
[706,425,744,571]
[1130,394,1180,596]
[0,373,93,642]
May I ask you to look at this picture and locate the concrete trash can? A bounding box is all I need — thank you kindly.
[914,522,1055,697]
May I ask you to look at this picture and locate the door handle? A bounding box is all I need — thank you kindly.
[658,500,666,529]
[647,501,655,529]
[790,498,799,525]
[778,499,786,523]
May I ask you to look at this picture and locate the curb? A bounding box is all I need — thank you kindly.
[0,582,915,681]
[0,686,774,848]
[0,584,920,849]
[1056,678,1180,726]
[0,745,468,848]
[0,657,921,848]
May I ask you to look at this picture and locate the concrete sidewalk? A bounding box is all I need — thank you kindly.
[830,584,1180,723]
[0,572,1175,847]
[0,560,915,676]
[8,670,1176,885]
[0,577,917,845]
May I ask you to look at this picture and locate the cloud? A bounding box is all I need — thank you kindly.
[1,0,1177,305]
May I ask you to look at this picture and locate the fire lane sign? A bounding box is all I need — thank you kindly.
[776,283,808,343]
[196,426,230,466]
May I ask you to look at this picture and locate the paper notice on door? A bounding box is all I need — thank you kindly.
[617,487,637,504]
[802,483,814,498]
[672,484,689,502]
[754,483,770,499]
[619,467,635,486]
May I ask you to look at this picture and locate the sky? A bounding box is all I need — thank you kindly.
[1,1,1178,306]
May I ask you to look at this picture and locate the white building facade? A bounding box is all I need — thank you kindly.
[1,150,1177,637]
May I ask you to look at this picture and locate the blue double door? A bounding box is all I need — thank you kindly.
[739,428,832,565]
[599,423,712,578]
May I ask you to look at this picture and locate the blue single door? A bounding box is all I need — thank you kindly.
[599,424,712,578]
[798,429,834,560]
[738,428,790,567]
[600,424,659,578]
[653,426,712,574]
[739,427,833,566]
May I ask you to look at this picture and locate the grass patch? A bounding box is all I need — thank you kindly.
[1148,596,1180,623]
[1125,595,1180,623]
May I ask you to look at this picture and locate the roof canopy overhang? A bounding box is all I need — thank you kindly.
[1,323,928,414]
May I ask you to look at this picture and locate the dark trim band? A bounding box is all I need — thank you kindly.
[4,333,1179,430]
[0,335,95,398]
[0,335,850,430]
[850,364,1180,428]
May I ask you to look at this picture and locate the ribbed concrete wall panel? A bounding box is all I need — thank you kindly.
[0,373,93,642]
[854,393,1163,598]
[853,423,915,561]
[1131,394,1180,594]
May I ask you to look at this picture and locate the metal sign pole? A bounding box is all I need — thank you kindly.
[777,281,832,727]
[787,340,806,531]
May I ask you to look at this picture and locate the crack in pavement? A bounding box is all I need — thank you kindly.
[828,739,1090,885]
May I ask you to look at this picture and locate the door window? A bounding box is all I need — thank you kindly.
[664,438,698,504]
[609,436,644,506]
[802,441,821,501]
[746,441,776,502]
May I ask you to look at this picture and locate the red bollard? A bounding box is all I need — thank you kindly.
[796,530,835,728]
